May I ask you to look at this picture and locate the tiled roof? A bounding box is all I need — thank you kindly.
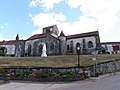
[0,40,24,45]
[66,31,99,39]
[27,34,47,40]
[101,42,120,45]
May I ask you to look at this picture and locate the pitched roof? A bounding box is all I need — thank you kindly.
[0,40,24,45]
[27,34,47,40]
[66,31,99,39]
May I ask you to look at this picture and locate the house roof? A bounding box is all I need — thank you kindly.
[101,42,120,45]
[66,31,99,39]
[27,34,47,40]
[0,40,24,45]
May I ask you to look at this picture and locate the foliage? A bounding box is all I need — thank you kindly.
[40,73,50,78]
[0,66,4,73]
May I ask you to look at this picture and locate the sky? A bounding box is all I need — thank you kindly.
[0,0,120,42]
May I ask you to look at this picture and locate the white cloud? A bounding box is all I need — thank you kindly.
[29,0,64,11]
[0,23,8,29]
[29,0,40,7]
[29,0,120,41]
[30,12,98,36]
[30,12,67,35]
[66,0,81,8]
[66,0,120,40]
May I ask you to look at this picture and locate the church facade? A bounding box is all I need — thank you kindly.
[0,25,100,56]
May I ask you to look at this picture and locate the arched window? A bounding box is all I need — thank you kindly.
[67,45,69,50]
[33,42,37,56]
[76,42,80,48]
[50,42,54,51]
[38,44,43,55]
[88,41,93,48]
[76,42,80,54]
[28,44,31,56]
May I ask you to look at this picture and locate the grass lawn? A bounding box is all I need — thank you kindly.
[0,54,120,67]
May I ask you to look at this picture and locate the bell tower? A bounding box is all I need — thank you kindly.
[59,31,66,55]
[42,25,59,37]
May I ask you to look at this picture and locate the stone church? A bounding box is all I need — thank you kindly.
[0,25,100,56]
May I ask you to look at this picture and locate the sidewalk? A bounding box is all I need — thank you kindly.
[0,72,116,90]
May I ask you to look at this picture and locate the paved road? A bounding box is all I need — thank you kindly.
[0,73,119,90]
[58,73,120,90]
[0,81,81,90]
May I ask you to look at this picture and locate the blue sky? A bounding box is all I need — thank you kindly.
[0,0,34,39]
[0,0,120,42]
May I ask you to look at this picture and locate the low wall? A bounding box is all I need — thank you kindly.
[2,59,120,81]
[4,67,87,82]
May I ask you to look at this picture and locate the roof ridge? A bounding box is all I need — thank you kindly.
[66,31,99,39]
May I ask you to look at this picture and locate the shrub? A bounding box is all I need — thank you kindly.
[41,73,50,78]
[0,66,4,73]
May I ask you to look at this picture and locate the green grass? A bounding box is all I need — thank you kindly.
[0,54,120,67]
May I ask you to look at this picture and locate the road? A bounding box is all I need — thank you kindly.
[0,73,119,90]
[57,73,120,90]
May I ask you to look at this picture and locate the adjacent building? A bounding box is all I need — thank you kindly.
[101,42,120,54]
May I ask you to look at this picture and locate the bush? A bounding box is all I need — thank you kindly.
[41,73,50,78]
[0,66,4,73]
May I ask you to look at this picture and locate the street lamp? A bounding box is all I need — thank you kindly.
[76,46,81,68]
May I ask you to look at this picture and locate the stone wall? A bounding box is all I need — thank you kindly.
[85,59,120,76]
[3,59,120,81]
[25,35,60,56]
[66,36,97,54]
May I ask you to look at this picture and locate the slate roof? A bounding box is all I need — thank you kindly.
[27,34,47,40]
[0,40,24,45]
[66,31,99,39]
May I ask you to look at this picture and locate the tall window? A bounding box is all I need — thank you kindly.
[76,42,80,48]
[50,42,54,51]
[70,40,73,53]
[28,44,31,56]
[67,45,70,51]
[33,42,37,56]
[38,44,43,55]
[88,41,93,48]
